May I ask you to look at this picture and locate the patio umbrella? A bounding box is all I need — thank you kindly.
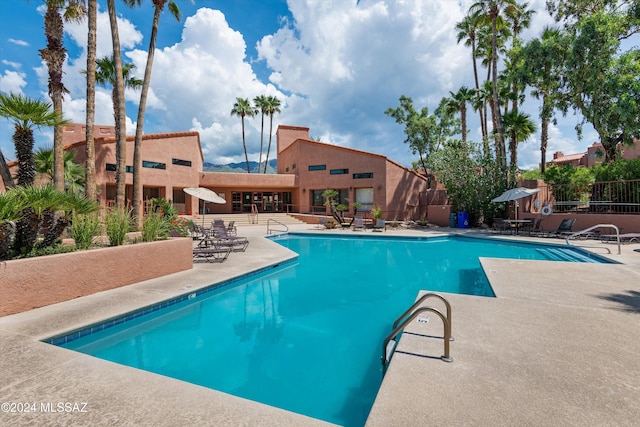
[183,187,226,226]
[491,187,540,220]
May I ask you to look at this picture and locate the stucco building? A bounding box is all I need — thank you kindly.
[6,123,430,221]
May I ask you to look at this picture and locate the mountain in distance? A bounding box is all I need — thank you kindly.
[203,159,277,173]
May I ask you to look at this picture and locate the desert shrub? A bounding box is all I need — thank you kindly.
[71,213,102,250]
[105,208,131,246]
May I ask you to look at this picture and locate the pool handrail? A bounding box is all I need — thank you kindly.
[565,224,620,255]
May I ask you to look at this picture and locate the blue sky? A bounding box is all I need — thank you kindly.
[0,0,605,169]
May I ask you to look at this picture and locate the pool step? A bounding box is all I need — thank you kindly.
[537,247,598,263]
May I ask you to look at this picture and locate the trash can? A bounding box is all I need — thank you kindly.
[457,211,469,228]
[449,213,457,228]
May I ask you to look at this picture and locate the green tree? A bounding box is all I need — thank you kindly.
[231,97,258,173]
[34,147,86,195]
[125,0,183,229]
[429,141,504,225]
[517,27,565,173]
[93,55,142,207]
[40,0,84,192]
[0,93,67,186]
[262,95,282,173]
[469,0,519,172]
[548,2,640,161]
[444,86,475,145]
[502,110,537,186]
[253,95,268,173]
[385,96,459,173]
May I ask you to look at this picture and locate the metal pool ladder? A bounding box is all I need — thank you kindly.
[382,293,454,371]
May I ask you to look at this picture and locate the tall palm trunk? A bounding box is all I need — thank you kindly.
[40,2,67,192]
[107,0,128,208]
[132,4,163,228]
[85,0,97,201]
[490,15,507,177]
[540,93,550,174]
[241,116,250,173]
[14,127,36,186]
[264,113,275,173]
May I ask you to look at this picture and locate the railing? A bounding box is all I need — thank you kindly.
[248,204,259,224]
[537,179,640,214]
[566,224,620,255]
[382,294,453,371]
[266,218,288,235]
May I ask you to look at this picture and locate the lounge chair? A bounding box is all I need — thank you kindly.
[353,216,365,231]
[226,220,237,236]
[192,245,232,263]
[210,224,249,251]
[372,218,386,232]
[541,218,576,238]
[600,233,640,243]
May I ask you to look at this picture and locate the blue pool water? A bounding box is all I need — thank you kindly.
[54,235,610,427]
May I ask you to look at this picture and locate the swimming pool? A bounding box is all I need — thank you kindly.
[50,234,610,427]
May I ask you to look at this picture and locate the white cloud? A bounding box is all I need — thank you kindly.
[8,38,29,47]
[0,70,27,94]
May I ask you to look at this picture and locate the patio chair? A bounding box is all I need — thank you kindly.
[317,216,327,229]
[353,216,365,231]
[600,233,640,243]
[524,218,544,236]
[226,220,237,236]
[541,218,576,238]
[493,218,512,235]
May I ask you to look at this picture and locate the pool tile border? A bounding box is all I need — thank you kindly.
[43,257,298,346]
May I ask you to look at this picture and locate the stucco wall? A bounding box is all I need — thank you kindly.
[0,238,193,316]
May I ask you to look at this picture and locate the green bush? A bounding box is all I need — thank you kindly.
[71,213,102,250]
[142,213,170,242]
[105,208,131,246]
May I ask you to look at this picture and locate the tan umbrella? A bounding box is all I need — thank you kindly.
[183,187,226,226]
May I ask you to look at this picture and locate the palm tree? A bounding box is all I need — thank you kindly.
[40,0,85,193]
[93,55,142,207]
[469,0,519,175]
[85,0,97,202]
[106,0,128,208]
[230,97,257,173]
[444,86,475,145]
[503,110,536,186]
[456,13,485,139]
[262,95,282,173]
[505,2,535,114]
[0,93,67,186]
[125,0,182,229]
[34,147,86,195]
[253,95,268,173]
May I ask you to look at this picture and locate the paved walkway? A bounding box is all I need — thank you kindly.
[1,224,639,426]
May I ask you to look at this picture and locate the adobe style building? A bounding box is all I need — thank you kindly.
[6,123,430,221]
[549,139,640,168]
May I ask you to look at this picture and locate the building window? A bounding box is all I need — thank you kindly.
[292,163,296,169]
[308,164,326,171]
[355,187,374,212]
[330,168,349,175]
[172,158,192,167]
[353,172,373,179]
[143,161,166,170]
[107,163,134,172]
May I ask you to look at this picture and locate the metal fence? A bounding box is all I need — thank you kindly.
[540,179,640,214]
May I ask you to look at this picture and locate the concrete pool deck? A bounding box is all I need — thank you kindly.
[1,224,639,426]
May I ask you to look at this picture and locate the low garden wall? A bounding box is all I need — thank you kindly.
[0,238,193,317]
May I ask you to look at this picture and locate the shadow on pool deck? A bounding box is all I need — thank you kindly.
[1,224,639,426]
